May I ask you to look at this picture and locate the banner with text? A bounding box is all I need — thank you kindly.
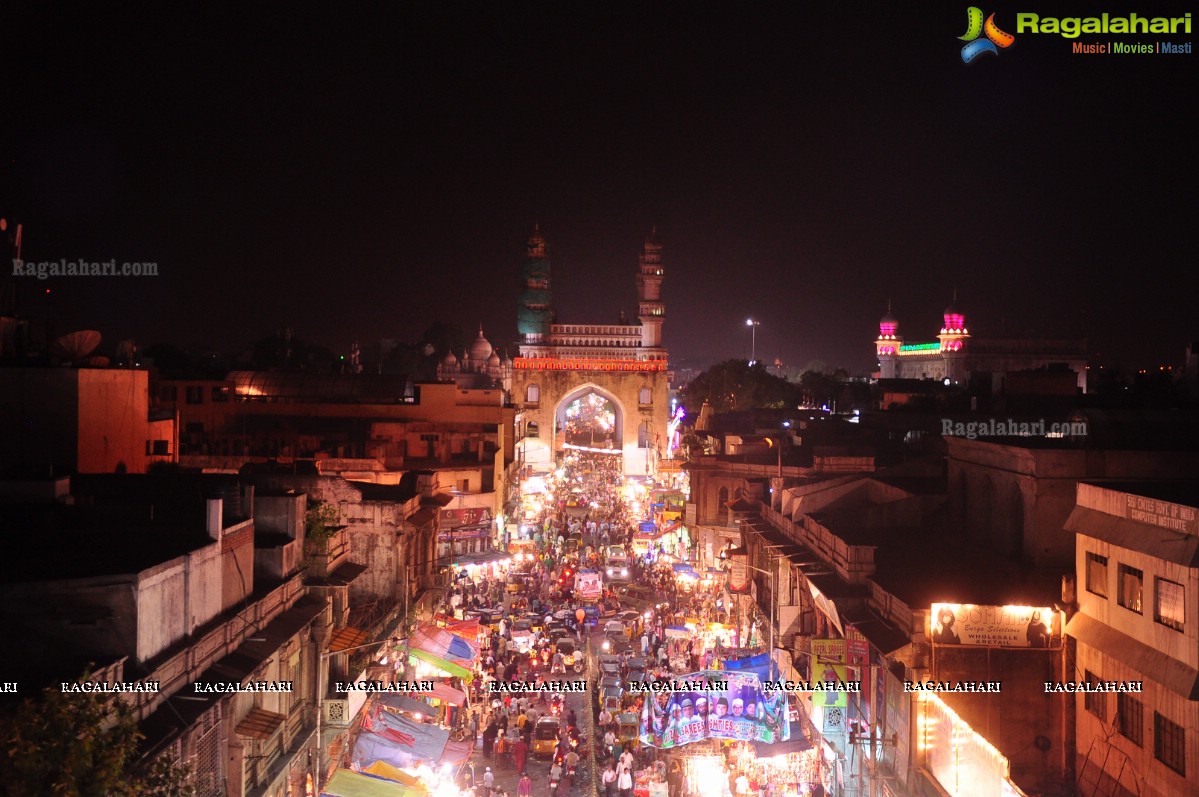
[639,670,789,749]
[930,603,1056,648]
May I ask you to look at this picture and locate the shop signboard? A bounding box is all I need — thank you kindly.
[846,627,871,726]
[640,670,789,749]
[930,603,1055,648]
[436,524,490,542]
[440,507,492,528]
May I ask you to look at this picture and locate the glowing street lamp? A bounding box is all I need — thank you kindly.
[745,318,760,364]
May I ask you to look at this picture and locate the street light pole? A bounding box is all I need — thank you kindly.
[745,318,760,365]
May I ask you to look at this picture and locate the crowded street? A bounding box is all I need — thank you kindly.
[372,445,832,797]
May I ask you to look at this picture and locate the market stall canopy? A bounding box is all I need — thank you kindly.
[378,694,433,716]
[411,623,477,662]
[361,762,428,795]
[359,762,426,791]
[354,711,452,768]
[671,563,699,578]
[408,648,473,681]
[321,768,423,797]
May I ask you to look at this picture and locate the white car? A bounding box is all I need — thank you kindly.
[604,556,631,583]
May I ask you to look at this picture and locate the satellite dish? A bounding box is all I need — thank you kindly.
[51,330,102,362]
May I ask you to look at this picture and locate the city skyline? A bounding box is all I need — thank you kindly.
[3,4,1195,373]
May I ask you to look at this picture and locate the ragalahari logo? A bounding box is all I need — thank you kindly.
[959,7,1016,62]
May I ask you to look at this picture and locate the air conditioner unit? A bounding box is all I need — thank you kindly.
[323,699,350,727]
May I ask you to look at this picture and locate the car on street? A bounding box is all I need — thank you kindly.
[604,557,631,583]
[532,716,561,758]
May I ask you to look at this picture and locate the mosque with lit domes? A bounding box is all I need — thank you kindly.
[873,295,1089,392]
[435,324,513,390]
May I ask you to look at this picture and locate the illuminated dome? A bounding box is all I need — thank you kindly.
[880,310,897,325]
[488,352,501,367]
[470,325,494,362]
[442,350,458,366]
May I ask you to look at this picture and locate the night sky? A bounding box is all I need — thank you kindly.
[4,3,1196,374]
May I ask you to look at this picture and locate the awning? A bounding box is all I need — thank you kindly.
[329,626,371,653]
[361,761,427,794]
[378,693,434,715]
[1064,506,1199,566]
[752,722,813,757]
[234,706,286,740]
[672,563,699,577]
[322,768,422,797]
[451,550,511,567]
[411,623,477,662]
[1066,613,1199,699]
[408,648,473,682]
[841,608,913,656]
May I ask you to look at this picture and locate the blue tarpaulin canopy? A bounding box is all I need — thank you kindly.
[723,651,773,680]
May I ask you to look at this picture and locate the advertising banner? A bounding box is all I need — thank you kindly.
[574,570,603,600]
[726,548,752,594]
[930,603,1055,648]
[639,670,789,749]
[440,507,492,527]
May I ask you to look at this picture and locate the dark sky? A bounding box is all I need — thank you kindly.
[4,2,1196,373]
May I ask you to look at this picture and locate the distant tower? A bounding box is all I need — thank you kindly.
[636,227,665,348]
[938,290,970,384]
[876,300,901,379]
[517,225,553,343]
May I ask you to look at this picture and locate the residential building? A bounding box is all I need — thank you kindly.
[1066,481,1199,797]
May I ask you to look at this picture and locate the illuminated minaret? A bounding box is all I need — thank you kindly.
[876,300,901,379]
[937,289,970,384]
[636,227,665,348]
[517,224,553,343]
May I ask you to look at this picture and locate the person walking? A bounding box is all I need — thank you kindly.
[512,736,528,774]
[482,767,495,797]
[602,762,618,797]
[517,773,532,797]
[618,764,634,797]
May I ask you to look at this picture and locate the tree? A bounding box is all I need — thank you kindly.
[679,359,802,417]
[0,682,194,797]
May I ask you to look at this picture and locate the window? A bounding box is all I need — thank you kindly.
[526,421,539,439]
[1155,578,1185,631]
[1118,564,1143,614]
[146,440,170,456]
[1085,552,1108,597]
[211,385,230,403]
[639,387,652,405]
[185,386,204,404]
[1155,711,1186,776]
[526,384,540,404]
[185,422,205,434]
[1118,693,1143,746]
[1084,670,1106,721]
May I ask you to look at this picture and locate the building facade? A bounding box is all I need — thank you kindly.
[1066,481,1199,797]
[510,226,670,476]
[874,299,1088,392]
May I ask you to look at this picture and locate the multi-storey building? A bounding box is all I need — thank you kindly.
[1067,481,1199,797]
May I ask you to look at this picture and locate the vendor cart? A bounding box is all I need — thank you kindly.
[602,687,623,714]
[617,712,639,739]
